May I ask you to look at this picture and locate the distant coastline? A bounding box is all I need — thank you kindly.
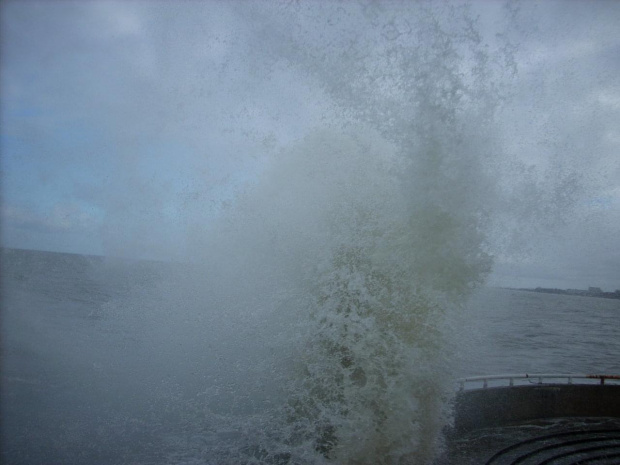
[510,286,620,300]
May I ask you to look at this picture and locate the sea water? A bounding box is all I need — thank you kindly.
[459,287,620,377]
[2,249,619,465]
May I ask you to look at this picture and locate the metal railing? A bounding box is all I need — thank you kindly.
[458,374,620,391]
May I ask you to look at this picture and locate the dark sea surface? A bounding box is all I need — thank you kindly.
[1,248,197,464]
[459,285,620,377]
[1,248,619,464]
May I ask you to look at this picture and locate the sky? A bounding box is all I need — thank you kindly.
[1,0,619,291]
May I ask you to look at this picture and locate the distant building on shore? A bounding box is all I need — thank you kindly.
[522,286,620,300]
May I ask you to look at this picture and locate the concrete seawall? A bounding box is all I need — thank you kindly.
[453,384,620,432]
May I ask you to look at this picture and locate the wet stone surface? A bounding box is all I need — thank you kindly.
[437,417,620,465]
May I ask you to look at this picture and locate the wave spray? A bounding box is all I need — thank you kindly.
[144,3,525,464]
[172,4,513,464]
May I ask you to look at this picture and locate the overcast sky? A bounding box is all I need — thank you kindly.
[1,0,619,291]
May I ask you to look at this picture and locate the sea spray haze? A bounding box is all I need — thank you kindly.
[1,1,598,465]
[181,3,513,464]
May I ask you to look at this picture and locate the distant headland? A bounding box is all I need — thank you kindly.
[512,286,620,300]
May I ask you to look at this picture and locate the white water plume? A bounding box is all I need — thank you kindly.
[186,115,496,464]
[162,3,516,465]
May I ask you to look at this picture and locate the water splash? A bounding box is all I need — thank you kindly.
[173,3,516,464]
[188,124,493,465]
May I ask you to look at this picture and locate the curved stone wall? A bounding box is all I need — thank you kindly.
[453,384,620,432]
